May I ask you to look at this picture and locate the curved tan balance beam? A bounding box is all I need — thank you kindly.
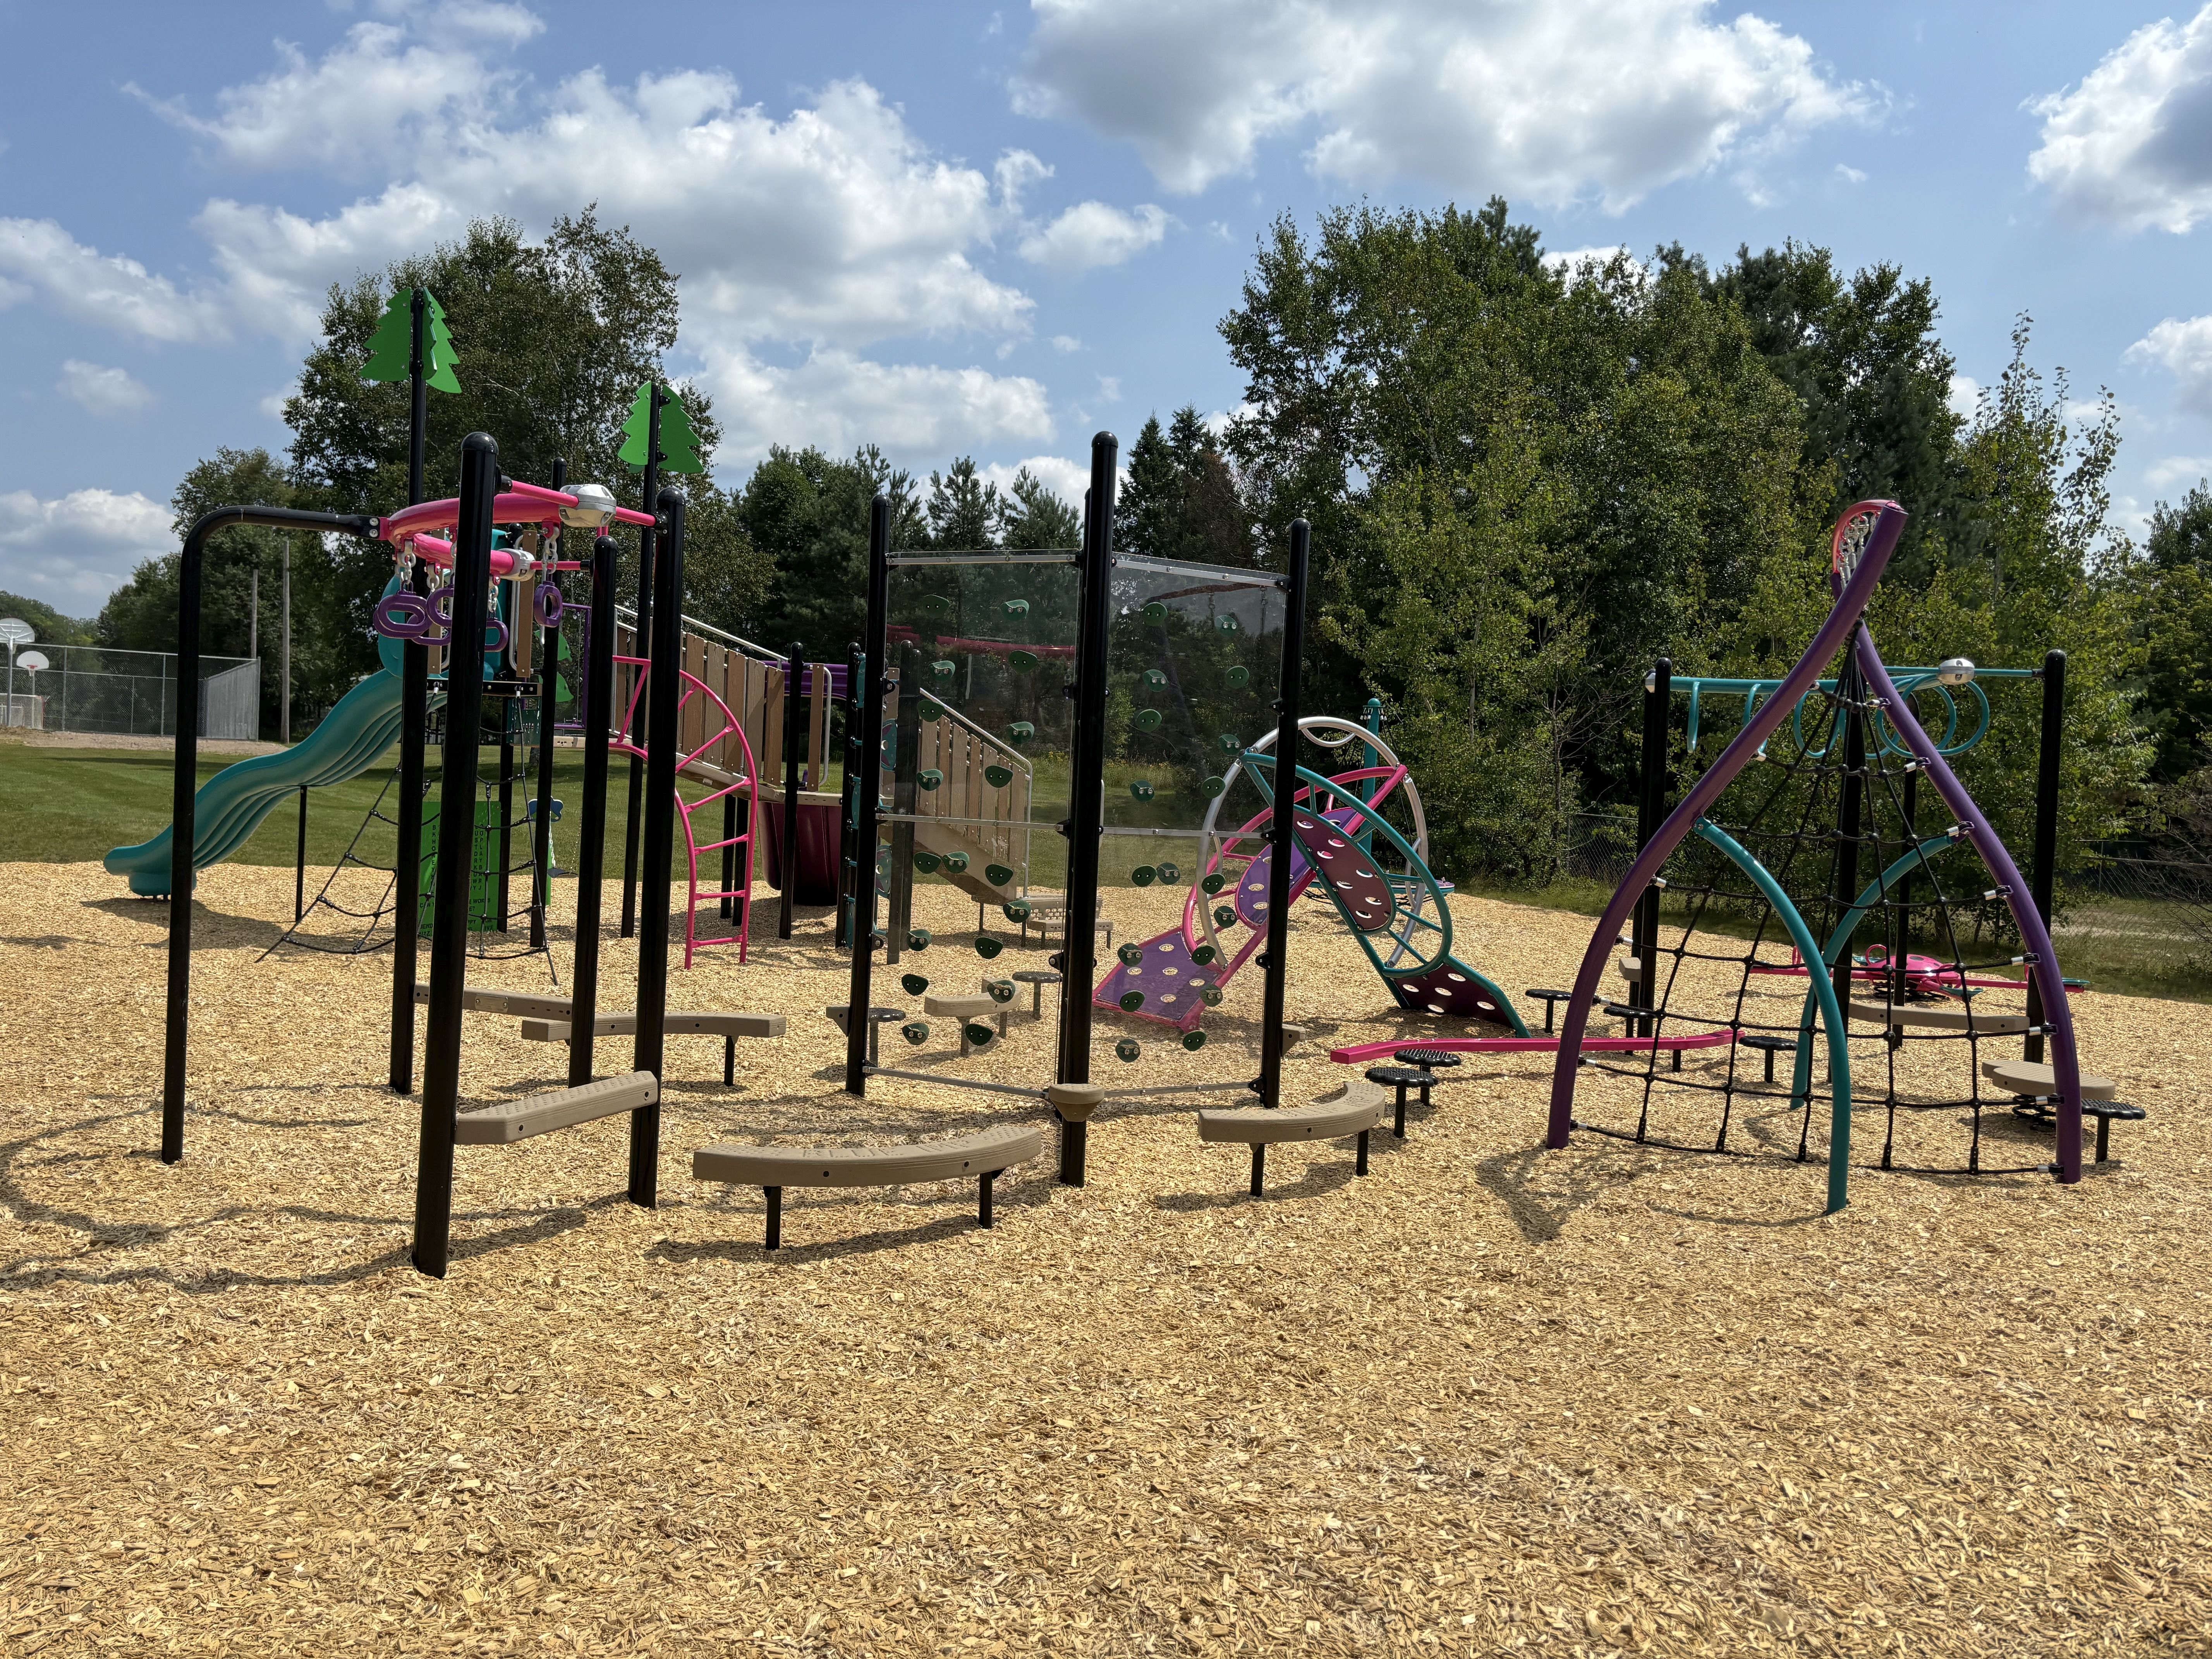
[692,1124,1042,1249]
[1982,1058,2140,1165]
[1199,1079,1388,1197]
[454,1071,658,1146]
[1847,998,2029,1035]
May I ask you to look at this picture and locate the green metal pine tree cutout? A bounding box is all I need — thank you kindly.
[617,382,706,474]
[360,289,461,392]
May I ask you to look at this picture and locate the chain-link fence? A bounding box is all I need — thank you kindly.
[0,646,260,739]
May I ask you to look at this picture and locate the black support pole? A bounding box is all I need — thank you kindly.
[412,432,499,1278]
[160,505,375,1163]
[844,498,891,1094]
[567,534,618,1089]
[620,386,664,939]
[1054,433,1119,1089]
[294,785,309,921]
[836,641,862,950]
[389,286,431,1095]
[887,644,921,963]
[780,642,804,939]
[1256,519,1310,1109]
[630,487,685,1208]
[1830,664,1869,1026]
[2025,649,2066,1063]
[1632,660,1671,1038]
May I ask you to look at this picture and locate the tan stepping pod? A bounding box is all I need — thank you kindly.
[1199,1079,1386,1145]
[1281,1024,1310,1050]
[414,983,577,1021]
[923,994,999,1020]
[1982,1059,2117,1100]
[519,1011,785,1041]
[692,1125,1042,1249]
[1045,1083,1105,1123]
[1616,958,1644,981]
[454,1071,658,1146]
[1849,998,2028,1035]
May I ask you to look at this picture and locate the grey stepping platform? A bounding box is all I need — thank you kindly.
[693,1125,1042,1249]
[1199,1079,1387,1197]
[454,1071,658,1146]
[1850,999,2029,1035]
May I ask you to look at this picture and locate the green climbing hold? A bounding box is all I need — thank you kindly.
[1199,984,1224,1008]
[914,850,941,874]
[1130,780,1155,802]
[1118,943,1144,967]
[1003,598,1029,617]
[984,764,1014,788]
[1006,722,1034,745]
[1217,615,1240,634]
[901,973,929,996]
[1009,650,1038,674]
[1181,1030,1208,1052]
[986,979,1015,1003]
[1141,601,1168,623]
[907,927,932,951]
[1119,990,1145,1013]
[1002,900,1031,924]
[931,659,956,681]
[919,699,943,723]
[1133,708,1162,733]
[943,850,969,874]
[1115,1038,1141,1063]
[1214,904,1238,929]
[1202,776,1226,797]
[1131,866,1156,887]
[921,594,951,616]
[1157,862,1180,883]
[964,1022,997,1048]
[901,1021,930,1046]
[985,862,1015,886]
[1225,666,1250,688]
[1143,669,1167,689]
[975,935,1003,960]
[918,768,943,791]
[1201,872,1226,895]
[1191,944,1218,966]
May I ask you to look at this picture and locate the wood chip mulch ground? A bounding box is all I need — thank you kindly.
[0,861,2205,1656]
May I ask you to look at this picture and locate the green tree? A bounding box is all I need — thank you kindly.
[925,457,1001,550]
[996,467,1080,549]
[740,445,924,660]
[0,593,94,646]
[2138,482,2212,784]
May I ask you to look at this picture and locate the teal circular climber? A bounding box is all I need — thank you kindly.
[914,850,941,874]
[1216,615,1239,634]
[1225,666,1250,689]
[1141,601,1168,623]
[1130,866,1156,887]
[975,935,1003,960]
[1002,899,1031,924]
[986,862,1015,886]
[1201,872,1226,895]
[1133,708,1162,733]
[1003,598,1029,617]
[900,972,929,995]
[907,927,932,951]
[1214,904,1237,929]
[943,850,969,874]
[1156,861,1180,883]
[1115,1038,1141,1063]
[918,768,943,790]
[1182,1030,1208,1052]
[1143,669,1167,689]
[1218,733,1240,752]
[964,1022,996,1048]
[1118,943,1144,967]
[901,1021,930,1045]
[986,979,1015,1003]
[984,764,1014,788]
[1006,723,1034,744]
[1009,651,1038,674]
[1199,984,1224,1007]
[1201,776,1225,797]
[1129,780,1155,802]
[1191,943,1217,966]
[1119,990,1145,1012]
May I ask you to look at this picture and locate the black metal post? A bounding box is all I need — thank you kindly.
[620,385,663,939]
[1632,660,1671,1038]
[887,644,921,963]
[1830,665,1869,1023]
[294,785,308,921]
[532,461,563,953]
[567,534,618,1089]
[390,287,431,1094]
[780,643,804,938]
[629,487,685,1208]
[844,498,891,1094]
[837,641,863,949]
[1255,520,1310,1109]
[1893,766,1919,1010]
[1054,434,1119,1088]
[160,506,374,1162]
[412,432,499,1277]
[2025,649,2066,1063]
[497,712,515,932]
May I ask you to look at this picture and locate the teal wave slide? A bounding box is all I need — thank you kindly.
[102,577,455,897]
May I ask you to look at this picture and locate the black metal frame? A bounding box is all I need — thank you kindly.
[389,285,433,1094]
[566,532,619,1088]
[628,486,686,1207]
[1630,659,1671,1038]
[842,497,893,1093]
[621,385,665,939]
[1254,520,1310,1109]
[1052,434,1120,1094]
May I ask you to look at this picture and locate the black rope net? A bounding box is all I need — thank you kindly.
[265,701,559,972]
[1578,668,2052,1179]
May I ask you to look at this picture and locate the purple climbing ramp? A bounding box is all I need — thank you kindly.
[1389,959,1513,1022]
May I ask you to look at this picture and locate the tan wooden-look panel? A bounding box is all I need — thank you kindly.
[807,665,831,788]
[761,666,788,780]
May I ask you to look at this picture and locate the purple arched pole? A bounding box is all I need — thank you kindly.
[1547,502,1908,1152]
[1853,631,2083,1182]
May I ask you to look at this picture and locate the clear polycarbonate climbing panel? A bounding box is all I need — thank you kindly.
[875,552,1081,1062]
[1089,554,1290,1083]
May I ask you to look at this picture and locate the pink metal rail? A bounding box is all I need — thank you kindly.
[611,654,760,969]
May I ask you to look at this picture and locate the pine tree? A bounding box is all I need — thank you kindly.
[926,457,1000,549]
[359,288,461,392]
[1113,414,1180,559]
[618,382,706,474]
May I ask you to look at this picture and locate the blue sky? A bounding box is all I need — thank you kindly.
[3,0,2210,617]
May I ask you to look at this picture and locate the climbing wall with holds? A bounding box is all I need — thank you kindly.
[1087,555,1291,1072]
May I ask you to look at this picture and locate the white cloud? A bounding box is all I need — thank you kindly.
[56,361,155,418]
[2146,455,2212,490]
[0,219,228,343]
[2028,6,2212,233]
[1096,374,1122,402]
[1541,244,1638,281]
[702,347,1053,460]
[1018,201,1170,272]
[0,489,173,611]
[1948,374,1981,423]
[979,453,1090,506]
[1051,334,1084,352]
[2127,314,2212,415]
[1834,162,1867,184]
[1014,0,1874,208]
